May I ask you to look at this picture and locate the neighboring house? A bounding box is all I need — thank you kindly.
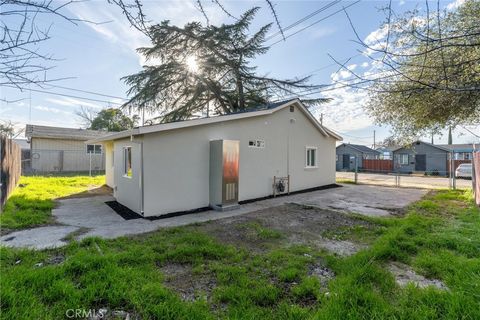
[335,143,381,171]
[437,144,475,160]
[87,99,342,217]
[375,146,395,160]
[392,140,449,175]
[25,125,109,173]
[392,141,477,176]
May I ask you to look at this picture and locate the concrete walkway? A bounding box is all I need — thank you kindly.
[0,184,427,250]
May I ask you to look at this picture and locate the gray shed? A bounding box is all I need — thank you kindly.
[335,143,380,171]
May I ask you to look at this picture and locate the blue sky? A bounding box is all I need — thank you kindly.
[1,0,478,145]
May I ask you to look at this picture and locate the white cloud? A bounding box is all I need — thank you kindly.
[447,0,465,10]
[399,0,406,6]
[361,62,369,68]
[46,97,102,109]
[69,0,228,66]
[310,27,336,40]
[34,105,73,115]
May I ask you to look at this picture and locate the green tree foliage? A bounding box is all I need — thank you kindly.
[89,108,139,132]
[123,7,327,123]
[364,0,480,138]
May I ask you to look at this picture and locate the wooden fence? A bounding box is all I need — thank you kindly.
[362,159,393,173]
[1,136,21,210]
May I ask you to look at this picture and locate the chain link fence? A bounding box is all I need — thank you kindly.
[23,149,105,175]
[336,153,474,190]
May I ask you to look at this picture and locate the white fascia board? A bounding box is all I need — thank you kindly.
[85,128,139,144]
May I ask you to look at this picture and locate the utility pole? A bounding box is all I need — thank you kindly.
[431,132,434,144]
[448,126,453,145]
[373,130,376,149]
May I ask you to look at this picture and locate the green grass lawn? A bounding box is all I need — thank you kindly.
[0,175,105,230]
[0,176,479,319]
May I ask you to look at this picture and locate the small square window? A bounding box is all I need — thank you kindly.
[290,106,295,112]
[248,139,265,148]
[306,147,317,168]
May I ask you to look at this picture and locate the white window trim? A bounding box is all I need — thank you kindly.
[123,146,132,179]
[399,153,409,165]
[305,146,318,168]
[86,144,103,155]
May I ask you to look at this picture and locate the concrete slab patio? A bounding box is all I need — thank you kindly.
[0,184,427,250]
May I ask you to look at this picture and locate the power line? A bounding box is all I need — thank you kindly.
[269,1,361,47]
[264,1,341,42]
[45,84,128,101]
[3,85,123,105]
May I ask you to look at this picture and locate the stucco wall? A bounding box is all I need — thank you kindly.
[30,138,105,172]
[393,142,448,175]
[113,105,337,216]
[113,138,143,213]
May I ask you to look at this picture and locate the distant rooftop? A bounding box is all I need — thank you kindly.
[437,143,477,152]
[338,143,380,154]
[25,125,109,141]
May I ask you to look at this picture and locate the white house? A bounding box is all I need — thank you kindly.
[86,99,342,217]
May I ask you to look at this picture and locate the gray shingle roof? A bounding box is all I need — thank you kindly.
[337,143,380,154]
[25,124,109,141]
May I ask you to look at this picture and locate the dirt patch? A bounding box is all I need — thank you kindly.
[159,263,216,302]
[313,239,366,256]
[308,263,335,287]
[387,262,449,290]
[58,185,112,200]
[197,203,374,253]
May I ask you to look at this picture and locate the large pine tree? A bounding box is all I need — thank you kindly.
[122,8,326,123]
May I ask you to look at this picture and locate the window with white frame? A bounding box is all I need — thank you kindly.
[123,147,132,177]
[248,139,265,148]
[86,144,102,154]
[399,153,409,165]
[306,147,317,168]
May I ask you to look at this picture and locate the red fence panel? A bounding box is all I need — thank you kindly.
[362,159,393,173]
